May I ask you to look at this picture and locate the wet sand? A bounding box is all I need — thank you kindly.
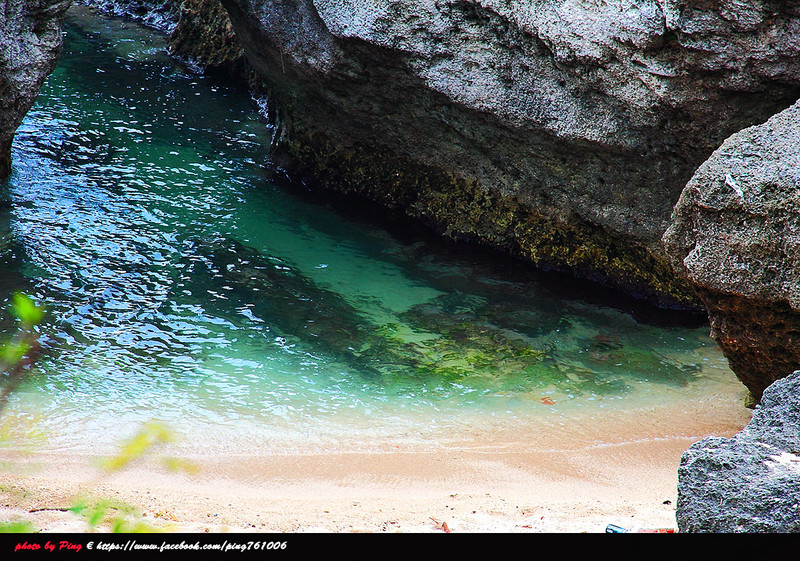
[0,391,751,533]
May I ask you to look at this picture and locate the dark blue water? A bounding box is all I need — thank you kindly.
[0,7,744,453]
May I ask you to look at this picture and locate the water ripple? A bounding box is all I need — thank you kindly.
[0,8,744,451]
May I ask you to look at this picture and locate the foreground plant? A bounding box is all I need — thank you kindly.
[0,296,195,532]
[0,293,43,414]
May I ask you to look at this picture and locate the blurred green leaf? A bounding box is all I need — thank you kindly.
[0,520,35,533]
[1,340,28,365]
[10,293,43,327]
[162,456,199,475]
[71,496,166,533]
[100,421,174,473]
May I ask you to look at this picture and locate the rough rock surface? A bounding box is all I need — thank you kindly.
[215,0,800,308]
[80,0,181,32]
[0,0,71,180]
[80,0,245,73]
[677,370,800,532]
[168,0,245,74]
[663,100,800,401]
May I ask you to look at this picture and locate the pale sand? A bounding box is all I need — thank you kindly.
[0,392,752,534]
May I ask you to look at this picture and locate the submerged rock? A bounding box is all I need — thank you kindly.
[182,236,701,395]
[676,370,800,533]
[0,0,70,179]
[182,236,373,362]
[181,237,554,381]
[663,100,800,403]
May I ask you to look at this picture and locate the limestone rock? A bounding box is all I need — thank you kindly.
[80,0,181,32]
[677,371,800,533]
[0,0,70,180]
[80,0,245,75]
[168,0,245,73]
[215,0,800,307]
[663,100,800,401]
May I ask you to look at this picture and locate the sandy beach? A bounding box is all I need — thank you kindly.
[0,391,752,534]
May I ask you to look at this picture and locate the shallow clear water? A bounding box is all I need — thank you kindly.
[0,8,743,453]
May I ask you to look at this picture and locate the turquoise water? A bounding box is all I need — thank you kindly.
[0,8,742,453]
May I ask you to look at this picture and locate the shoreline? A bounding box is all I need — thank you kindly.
[0,393,752,533]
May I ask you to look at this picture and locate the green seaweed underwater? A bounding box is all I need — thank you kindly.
[182,236,700,398]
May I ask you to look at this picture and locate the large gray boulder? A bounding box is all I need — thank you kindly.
[214,0,800,308]
[1,0,71,180]
[677,371,800,532]
[663,99,800,402]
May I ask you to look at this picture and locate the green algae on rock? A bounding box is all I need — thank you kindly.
[182,234,703,398]
[181,236,554,385]
[274,126,700,310]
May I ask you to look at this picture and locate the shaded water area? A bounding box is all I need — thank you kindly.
[1,7,746,454]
